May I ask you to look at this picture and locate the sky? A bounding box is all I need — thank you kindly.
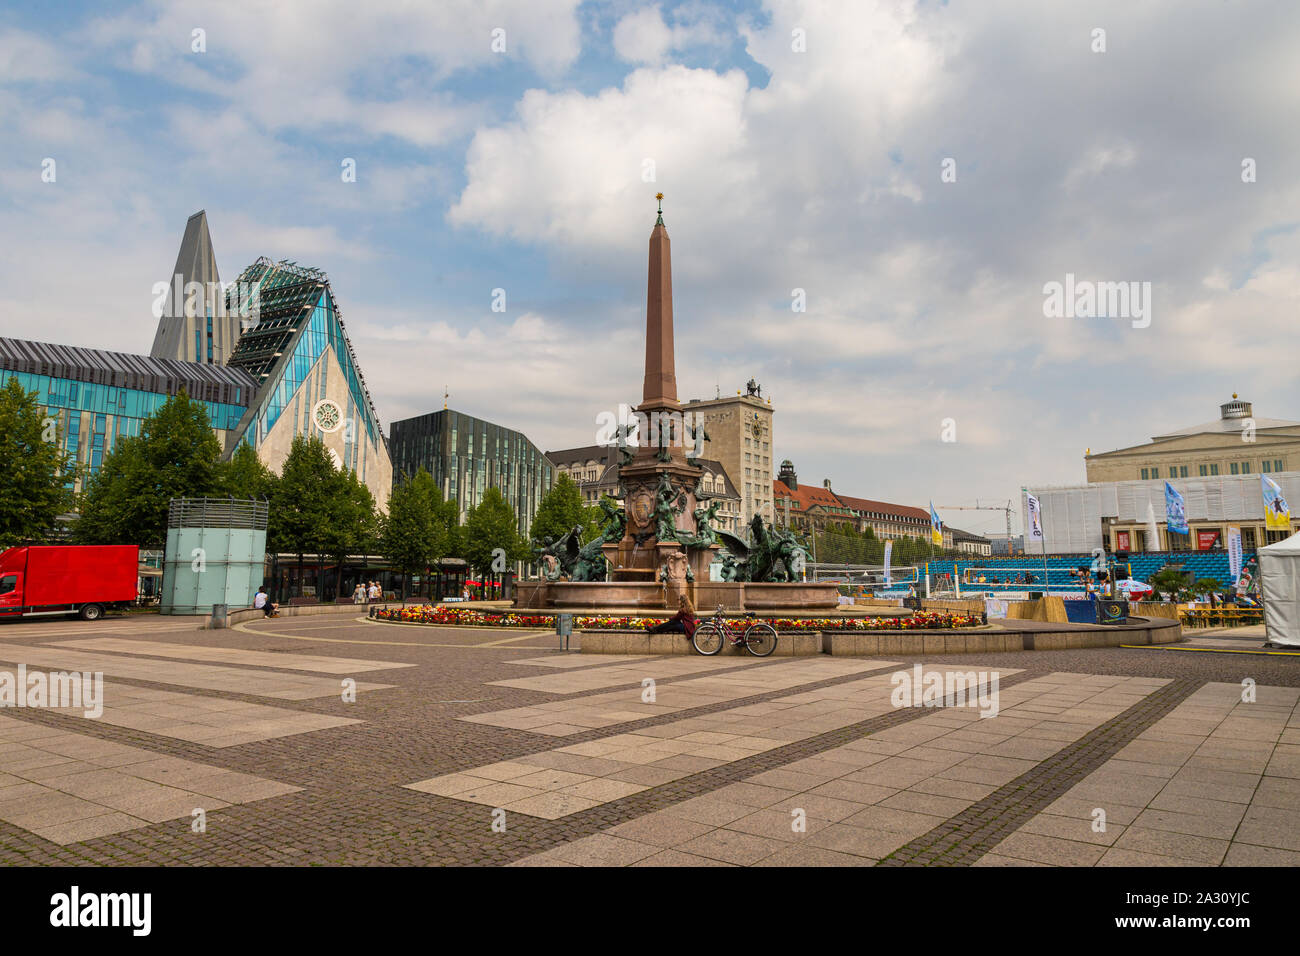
[1,0,1297,538]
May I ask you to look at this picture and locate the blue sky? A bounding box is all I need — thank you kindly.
[1,0,1298,537]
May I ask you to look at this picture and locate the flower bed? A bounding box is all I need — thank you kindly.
[371,605,979,631]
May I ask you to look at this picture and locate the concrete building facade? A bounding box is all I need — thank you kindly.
[1085,396,1300,483]
[545,443,744,534]
[682,382,774,525]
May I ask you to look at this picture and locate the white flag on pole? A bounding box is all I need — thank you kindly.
[1025,493,1044,540]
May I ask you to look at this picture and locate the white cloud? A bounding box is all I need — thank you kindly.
[613,6,675,65]
[81,0,584,145]
[444,0,1300,511]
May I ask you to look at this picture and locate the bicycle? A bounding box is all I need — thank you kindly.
[692,605,778,657]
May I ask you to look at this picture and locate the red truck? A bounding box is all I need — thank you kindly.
[0,545,140,621]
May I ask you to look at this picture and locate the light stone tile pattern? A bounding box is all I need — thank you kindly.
[0,645,392,700]
[0,715,301,845]
[508,672,1165,861]
[489,657,761,694]
[981,681,1300,867]
[48,681,359,747]
[411,663,1027,820]
[508,655,650,669]
[461,658,898,737]
[0,621,203,640]
[54,638,414,674]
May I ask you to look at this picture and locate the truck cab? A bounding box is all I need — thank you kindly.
[0,568,22,615]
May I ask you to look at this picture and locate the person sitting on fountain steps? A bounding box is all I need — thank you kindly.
[648,595,697,640]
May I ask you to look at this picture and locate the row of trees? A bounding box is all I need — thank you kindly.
[0,381,560,597]
[810,521,965,567]
[1148,568,1226,602]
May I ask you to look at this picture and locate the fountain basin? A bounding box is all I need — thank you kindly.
[526,580,841,611]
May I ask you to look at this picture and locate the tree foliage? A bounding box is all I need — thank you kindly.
[462,486,527,577]
[810,521,960,567]
[529,473,599,545]
[381,468,454,596]
[267,435,338,559]
[0,378,73,548]
[75,390,225,546]
[1149,567,1191,601]
[223,442,276,501]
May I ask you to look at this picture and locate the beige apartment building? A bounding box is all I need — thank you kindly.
[683,382,774,525]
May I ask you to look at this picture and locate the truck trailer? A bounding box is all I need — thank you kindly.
[0,545,140,621]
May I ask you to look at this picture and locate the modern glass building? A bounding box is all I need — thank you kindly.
[389,408,554,534]
[0,337,255,491]
[0,211,394,509]
[222,258,391,506]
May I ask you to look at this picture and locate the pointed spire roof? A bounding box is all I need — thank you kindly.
[172,209,220,293]
[150,210,237,364]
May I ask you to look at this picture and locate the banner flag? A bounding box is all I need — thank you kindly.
[1263,475,1291,531]
[1237,556,1257,597]
[883,540,893,585]
[1025,493,1044,541]
[1164,482,1189,536]
[929,502,943,546]
[1227,525,1242,584]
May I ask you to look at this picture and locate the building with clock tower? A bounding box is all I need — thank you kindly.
[682,382,774,525]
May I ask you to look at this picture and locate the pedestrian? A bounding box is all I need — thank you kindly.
[254,585,278,618]
[352,583,365,604]
[648,595,697,641]
[367,581,380,603]
[462,586,470,603]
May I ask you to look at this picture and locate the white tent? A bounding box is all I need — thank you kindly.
[1258,531,1300,647]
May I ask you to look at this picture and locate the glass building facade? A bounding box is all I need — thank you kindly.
[389,409,554,534]
[0,337,254,491]
[224,258,385,485]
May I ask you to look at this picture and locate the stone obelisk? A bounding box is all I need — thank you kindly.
[642,198,677,410]
[606,195,713,603]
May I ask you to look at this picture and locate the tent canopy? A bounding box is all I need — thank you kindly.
[1258,531,1300,647]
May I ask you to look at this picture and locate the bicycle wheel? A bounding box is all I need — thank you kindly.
[743,623,778,657]
[692,624,724,656]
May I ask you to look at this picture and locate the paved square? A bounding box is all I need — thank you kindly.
[0,611,1295,867]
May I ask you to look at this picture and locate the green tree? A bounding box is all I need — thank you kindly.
[529,473,589,546]
[435,494,462,564]
[463,487,527,594]
[0,378,73,547]
[1150,567,1191,602]
[1192,577,1224,598]
[268,435,337,599]
[381,469,449,600]
[223,442,276,502]
[323,468,378,599]
[75,390,224,546]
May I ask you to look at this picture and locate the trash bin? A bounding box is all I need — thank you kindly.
[556,612,573,650]
[211,603,229,629]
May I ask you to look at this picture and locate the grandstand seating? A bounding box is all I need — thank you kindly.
[923,551,1249,593]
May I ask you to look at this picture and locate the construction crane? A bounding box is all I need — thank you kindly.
[937,500,1015,544]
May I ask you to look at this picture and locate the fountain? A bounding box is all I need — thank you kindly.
[515,196,839,612]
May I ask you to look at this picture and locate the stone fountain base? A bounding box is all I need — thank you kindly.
[517,580,841,612]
